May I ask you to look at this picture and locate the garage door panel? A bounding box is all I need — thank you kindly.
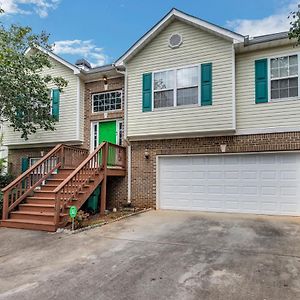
[158,153,300,216]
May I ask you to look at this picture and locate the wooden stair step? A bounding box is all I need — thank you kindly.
[10,211,67,222]
[19,203,55,212]
[1,219,56,232]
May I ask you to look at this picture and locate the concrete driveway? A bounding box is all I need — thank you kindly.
[1,210,300,300]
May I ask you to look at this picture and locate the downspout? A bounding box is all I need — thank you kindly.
[113,63,131,204]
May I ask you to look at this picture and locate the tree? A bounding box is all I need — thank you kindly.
[288,4,300,44]
[0,8,67,139]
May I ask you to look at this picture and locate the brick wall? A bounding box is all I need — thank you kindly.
[83,76,125,150]
[8,147,52,176]
[83,76,128,209]
[130,132,300,209]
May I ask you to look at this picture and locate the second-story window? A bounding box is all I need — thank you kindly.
[92,91,122,113]
[153,66,199,109]
[270,55,298,100]
[154,70,174,108]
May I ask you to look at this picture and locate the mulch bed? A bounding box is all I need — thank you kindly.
[60,207,150,234]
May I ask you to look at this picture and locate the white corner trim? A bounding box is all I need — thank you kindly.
[115,9,243,66]
[124,68,128,139]
[232,44,236,130]
[76,78,81,141]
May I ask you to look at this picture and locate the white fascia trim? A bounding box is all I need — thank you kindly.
[115,9,244,66]
[236,127,300,135]
[25,46,81,75]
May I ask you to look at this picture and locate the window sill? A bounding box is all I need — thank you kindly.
[152,104,202,112]
[92,109,122,114]
[269,97,300,103]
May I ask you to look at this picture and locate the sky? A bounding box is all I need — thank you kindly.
[0,0,299,67]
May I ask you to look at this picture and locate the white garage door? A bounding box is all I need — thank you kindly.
[158,153,300,216]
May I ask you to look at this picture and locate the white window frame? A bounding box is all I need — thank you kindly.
[151,64,201,111]
[92,90,123,113]
[268,52,300,102]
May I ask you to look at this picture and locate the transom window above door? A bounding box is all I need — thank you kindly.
[270,55,298,100]
[92,90,122,113]
[153,66,199,109]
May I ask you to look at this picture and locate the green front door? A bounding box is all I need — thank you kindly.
[99,121,117,165]
[99,121,116,144]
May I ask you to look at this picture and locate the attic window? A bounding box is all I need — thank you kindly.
[169,33,182,48]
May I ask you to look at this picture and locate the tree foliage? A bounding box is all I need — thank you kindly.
[0,8,67,139]
[288,4,300,44]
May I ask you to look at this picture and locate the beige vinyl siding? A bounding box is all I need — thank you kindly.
[3,57,83,147]
[236,44,300,130]
[126,20,234,139]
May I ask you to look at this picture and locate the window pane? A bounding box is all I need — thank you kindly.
[271,58,279,69]
[271,80,279,89]
[289,55,298,66]
[177,87,198,106]
[177,67,198,88]
[290,88,298,97]
[279,56,288,68]
[289,77,298,87]
[280,89,288,98]
[271,90,279,99]
[290,65,298,76]
[154,90,174,108]
[279,79,288,89]
[271,68,279,78]
[154,71,174,90]
[280,67,288,77]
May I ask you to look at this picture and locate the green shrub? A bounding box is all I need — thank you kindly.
[0,174,14,189]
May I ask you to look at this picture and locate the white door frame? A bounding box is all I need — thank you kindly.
[90,119,123,152]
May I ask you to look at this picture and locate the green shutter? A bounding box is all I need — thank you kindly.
[255,59,268,103]
[142,73,152,112]
[21,157,29,173]
[201,63,212,106]
[52,89,60,121]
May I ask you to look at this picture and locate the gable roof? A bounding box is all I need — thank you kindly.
[25,46,81,75]
[115,8,245,66]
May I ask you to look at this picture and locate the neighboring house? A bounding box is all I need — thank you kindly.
[115,8,300,216]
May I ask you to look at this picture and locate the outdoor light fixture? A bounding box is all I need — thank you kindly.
[103,75,108,90]
[144,150,150,159]
[220,144,227,153]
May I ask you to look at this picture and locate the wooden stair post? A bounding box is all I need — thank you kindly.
[100,142,108,215]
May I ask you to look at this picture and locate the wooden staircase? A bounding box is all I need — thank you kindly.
[1,142,126,232]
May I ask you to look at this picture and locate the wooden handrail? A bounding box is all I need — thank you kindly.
[2,144,62,192]
[52,142,126,226]
[53,142,106,193]
[2,144,89,220]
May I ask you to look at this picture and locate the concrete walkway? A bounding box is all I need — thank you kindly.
[1,210,300,300]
